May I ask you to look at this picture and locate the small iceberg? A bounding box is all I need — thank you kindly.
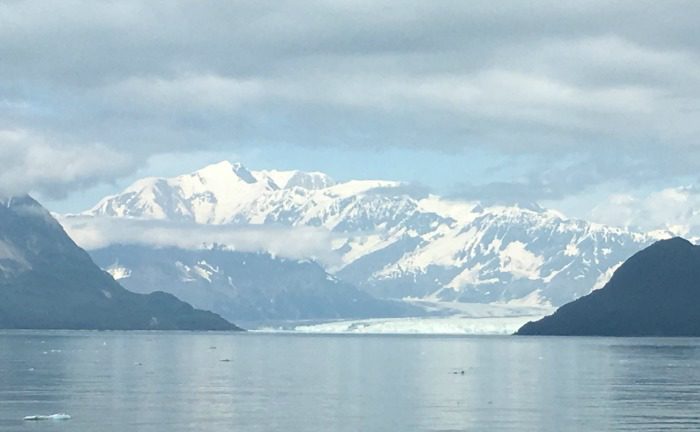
[23,413,71,421]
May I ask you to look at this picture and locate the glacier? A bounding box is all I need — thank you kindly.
[280,300,552,335]
[77,160,667,310]
[288,316,540,335]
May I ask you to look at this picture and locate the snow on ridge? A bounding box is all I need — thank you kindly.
[323,179,404,197]
[257,169,336,190]
[417,196,479,223]
[591,261,623,291]
[498,241,544,280]
[80,160,661,306]
[445,263,497,290]
[106,264,131,281]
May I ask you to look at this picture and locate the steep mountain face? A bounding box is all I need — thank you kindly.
[0,196,237,330]
[337,204,654,305]
[89,245,418,323]
[83,161,659,306]
[516,238,700,336]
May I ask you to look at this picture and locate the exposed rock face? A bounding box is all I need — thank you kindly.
[517,238,700,336]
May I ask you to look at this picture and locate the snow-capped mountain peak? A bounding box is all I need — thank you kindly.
[82,160,664,307]
[257,169,336,190]
[89,161,279,223]
[195,160,259,185]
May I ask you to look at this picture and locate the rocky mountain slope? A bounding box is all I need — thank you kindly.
[0,196,238,330]
[90,244,419,323]
[517,238,700,336]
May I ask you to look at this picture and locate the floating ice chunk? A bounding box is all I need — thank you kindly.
[23,413,71,421]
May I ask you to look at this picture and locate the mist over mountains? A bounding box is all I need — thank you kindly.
[63,161,671,313]
[90,244,419,324]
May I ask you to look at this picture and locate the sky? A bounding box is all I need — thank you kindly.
[2,1,700,232]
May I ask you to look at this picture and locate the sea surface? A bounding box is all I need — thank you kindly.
[1,331,700,431]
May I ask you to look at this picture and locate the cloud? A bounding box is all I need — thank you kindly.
[0,129,134,198]
[451,155,663,202]
[589,186,700,235]
[3,1,700,197]
[366,182,432,199]
[102,75,268,114]
[58,215,342,266]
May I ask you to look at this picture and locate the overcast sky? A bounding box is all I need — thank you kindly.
[2,1,700,232]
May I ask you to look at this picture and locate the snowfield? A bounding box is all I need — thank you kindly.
[78,160,669,307]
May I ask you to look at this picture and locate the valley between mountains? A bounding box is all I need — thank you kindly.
[59,161,673,332]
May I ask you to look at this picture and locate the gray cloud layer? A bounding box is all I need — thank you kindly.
[2,1,700,197]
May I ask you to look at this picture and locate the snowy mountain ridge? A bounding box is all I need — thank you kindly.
[83,161,666,306]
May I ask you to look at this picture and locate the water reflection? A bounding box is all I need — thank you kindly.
[2,332,700,431]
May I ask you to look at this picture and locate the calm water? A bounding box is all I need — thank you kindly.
[2,332,700,431]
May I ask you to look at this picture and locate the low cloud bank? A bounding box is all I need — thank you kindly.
[58,215,342,266]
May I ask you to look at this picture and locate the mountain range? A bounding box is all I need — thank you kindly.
[90,244,418,324]
[78,160,666,312]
